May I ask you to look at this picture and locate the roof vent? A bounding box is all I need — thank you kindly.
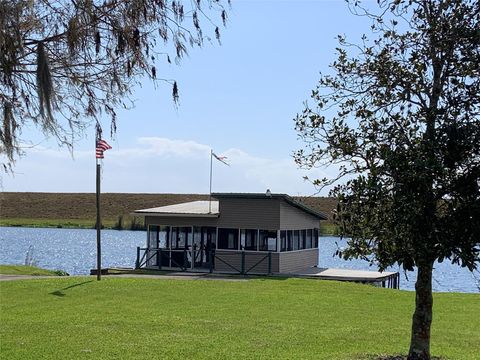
[266,189,272,197]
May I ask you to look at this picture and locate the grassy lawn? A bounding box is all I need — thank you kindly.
[0,278,478,360]
[0,265,62,276]
[0,217,116,229]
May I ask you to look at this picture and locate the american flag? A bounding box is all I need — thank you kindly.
[96,139,112,159]
[212,152,229,166]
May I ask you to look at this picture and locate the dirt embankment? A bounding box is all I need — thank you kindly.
[0,192,337,226]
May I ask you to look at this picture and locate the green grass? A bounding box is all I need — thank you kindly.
[0,218,100,229]
[1,278,478,360]
[0,217,125,230]
[0,265,62,276]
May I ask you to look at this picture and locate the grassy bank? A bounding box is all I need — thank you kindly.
[0,265,64,276]
[0,217,138,231]
[1,277,478,359]
[0,192,339,234]
[0,217,338,235]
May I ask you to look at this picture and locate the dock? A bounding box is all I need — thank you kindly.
[291,267,400,289]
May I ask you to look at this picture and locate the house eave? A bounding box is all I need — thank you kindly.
[130,212,219,218]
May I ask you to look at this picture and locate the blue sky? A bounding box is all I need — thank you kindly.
[3,0,372,195]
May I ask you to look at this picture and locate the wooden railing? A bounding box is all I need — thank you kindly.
[136,247,273,275]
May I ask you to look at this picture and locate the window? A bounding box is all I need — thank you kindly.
[204,227,216,250]
[280,231,287,252]
[159,226,169,248]
[259,230,277,251]
[293,230,299,250]
[313,228,319,248]
[287,230,293,251]
[218,228,239,250]
[300,230,306,250]
[171,227,191,249]
[240,229,258,250]
[306,229,312,249]
[148,225,159,249]
[193,227,202,249]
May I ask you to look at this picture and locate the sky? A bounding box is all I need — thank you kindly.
[2,0,373,196]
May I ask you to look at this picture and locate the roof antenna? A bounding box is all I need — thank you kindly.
[266,189,272,197]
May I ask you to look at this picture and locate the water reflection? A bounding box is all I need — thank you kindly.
[0,227,144,276]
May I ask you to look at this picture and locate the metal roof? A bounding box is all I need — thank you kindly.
[132,200,219,217]
[212,192,328,220]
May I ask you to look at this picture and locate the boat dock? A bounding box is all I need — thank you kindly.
[290,267,400,289]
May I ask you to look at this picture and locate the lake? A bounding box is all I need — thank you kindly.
[0,227,478,293]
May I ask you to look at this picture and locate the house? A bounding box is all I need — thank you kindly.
[132,192,328,274]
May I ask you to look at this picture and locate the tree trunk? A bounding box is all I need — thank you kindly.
[408,262,434,360]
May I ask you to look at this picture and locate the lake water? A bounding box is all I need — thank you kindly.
[0,227,478,293]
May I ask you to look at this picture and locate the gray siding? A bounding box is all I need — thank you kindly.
[146,198,320,231]
[216,198,281,229]
[279,202,320,230]
[278,249,318,273]
[214,251,280,273]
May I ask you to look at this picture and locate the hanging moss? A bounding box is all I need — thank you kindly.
[1,101,17,162]
[36,42,54,121]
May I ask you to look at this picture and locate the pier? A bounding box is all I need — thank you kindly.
[291,267,400,289]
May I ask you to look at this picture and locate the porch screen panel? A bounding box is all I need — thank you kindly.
[300,230,306,250]
[240,229,258,251]
[259,230,277,251]
[203,227,216,250]
[193,227,202,248]
[148,226,159,248]
[287,230,293,251]
[293,230,299,250]
[280,230,287,252]
[176,227,191,249]
[171,227,178,249]
[159,226,169,248]
[306,229,312,249]
[218,228,239,250]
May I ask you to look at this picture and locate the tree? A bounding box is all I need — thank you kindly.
[0,0,229,171]
[294,1,479,359]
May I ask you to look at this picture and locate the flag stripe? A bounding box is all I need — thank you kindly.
[96,139,112,159]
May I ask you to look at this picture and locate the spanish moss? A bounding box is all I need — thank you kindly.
[36,42,54,122]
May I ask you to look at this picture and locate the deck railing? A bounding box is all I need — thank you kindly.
[136,247,273,275]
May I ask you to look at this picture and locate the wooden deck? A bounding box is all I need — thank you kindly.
[290,267,400,289]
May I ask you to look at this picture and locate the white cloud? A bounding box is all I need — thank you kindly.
[2,137,338,195]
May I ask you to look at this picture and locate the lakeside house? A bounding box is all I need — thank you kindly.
[132,192,328,274]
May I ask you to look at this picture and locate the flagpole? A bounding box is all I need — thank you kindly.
[209,149,213,213]
[96,156,102,281]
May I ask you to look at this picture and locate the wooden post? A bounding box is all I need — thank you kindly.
[96,162,101,281]
[241,251,245,275]
[268,251,272,275]
[158,249,162,270]
[209,249,214,273]
[135,247,140,269]
[183,249,187,271]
